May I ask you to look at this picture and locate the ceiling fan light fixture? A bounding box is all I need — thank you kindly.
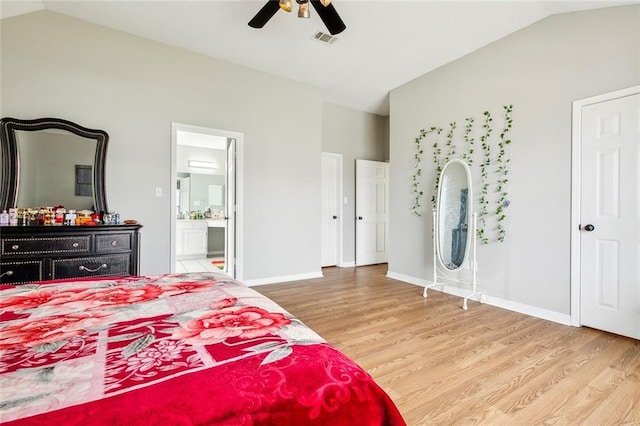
[298,1,310,18]
[249,0,345,35]
[279,0,292,12]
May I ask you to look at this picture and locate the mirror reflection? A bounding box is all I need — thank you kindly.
[0,117,108,212]
[437,159,472,270]
[177,172,225,219]
[16,130,97,210]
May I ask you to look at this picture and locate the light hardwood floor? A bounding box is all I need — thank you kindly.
[256,264,640,425]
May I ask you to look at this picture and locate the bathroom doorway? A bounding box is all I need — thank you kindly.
[170,123,242,278]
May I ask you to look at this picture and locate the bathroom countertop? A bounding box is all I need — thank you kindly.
[206,220,226,228]
[177,219,226,228]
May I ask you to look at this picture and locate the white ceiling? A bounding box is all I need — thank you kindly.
[1,0,634,115]
[177,130,227,150]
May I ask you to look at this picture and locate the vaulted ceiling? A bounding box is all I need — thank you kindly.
[1,1,632,115]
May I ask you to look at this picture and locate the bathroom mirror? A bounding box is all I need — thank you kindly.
[176,172,225,217]
[0,117,108,212]
[436,159,473,271]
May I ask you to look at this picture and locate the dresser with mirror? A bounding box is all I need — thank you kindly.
[0,117,142,285]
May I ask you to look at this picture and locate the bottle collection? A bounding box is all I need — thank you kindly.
[177,208,225,220]
[0,206,120,226]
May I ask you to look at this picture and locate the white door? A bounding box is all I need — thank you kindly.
[225,138,236,277]
[321,153,342,267]
[578,90,639,339]
[355,159,389,266]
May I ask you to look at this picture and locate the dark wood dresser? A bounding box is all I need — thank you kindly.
[0,224,142,285]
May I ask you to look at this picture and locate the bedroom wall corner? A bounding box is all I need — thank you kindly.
[321,102,389,266]
[1,10,324,281]
[387,4,640,316]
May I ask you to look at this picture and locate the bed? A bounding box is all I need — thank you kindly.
[0,272,405,425]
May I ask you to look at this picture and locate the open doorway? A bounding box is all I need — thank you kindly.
[170,123,242,278]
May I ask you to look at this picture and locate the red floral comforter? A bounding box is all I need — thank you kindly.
[0,272,405,425]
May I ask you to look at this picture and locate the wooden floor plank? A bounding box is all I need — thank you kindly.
[256,264,640,425]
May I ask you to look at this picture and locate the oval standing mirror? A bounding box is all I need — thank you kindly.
[436,159,473,271]
[0,117,108,212]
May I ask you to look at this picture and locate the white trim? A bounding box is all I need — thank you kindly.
[337,261,356,268]
[244,271,324,287]
[387,271,572,326]
[569,85,640,328]
[170,122,244,280]
[481,294,571,326]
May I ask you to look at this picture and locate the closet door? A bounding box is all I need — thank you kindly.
[355,159,389,266]
[579,91,639,339]
[321,153,342,267]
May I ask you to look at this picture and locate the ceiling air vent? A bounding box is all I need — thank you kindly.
[313,31,338,45]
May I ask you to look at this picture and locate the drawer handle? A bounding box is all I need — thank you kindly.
[0,270,14,279]
[79,264,107,273]
[72,242,80,248]
[111,240,118,246]
[11,244,19,250]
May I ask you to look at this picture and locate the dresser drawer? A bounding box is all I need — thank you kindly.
[0,260,45,284]
[51,254,131,279]
[96,233,132,253]
[0,224,141,284]
[1,236,91,256]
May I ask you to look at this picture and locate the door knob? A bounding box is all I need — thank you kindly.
[358,216,363,220]
[582,224,595,232]
[332,215,337,219]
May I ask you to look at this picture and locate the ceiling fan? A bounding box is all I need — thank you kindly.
[249,0,346,35]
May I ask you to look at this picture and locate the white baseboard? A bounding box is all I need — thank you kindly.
[244,271,323,287]
[386,270,572,326]
[338,261,356,268]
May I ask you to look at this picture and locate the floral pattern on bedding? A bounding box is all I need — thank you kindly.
[0,272,326,423]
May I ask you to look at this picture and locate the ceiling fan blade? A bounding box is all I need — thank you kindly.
[248,1,282,29]
[309,0,346,35]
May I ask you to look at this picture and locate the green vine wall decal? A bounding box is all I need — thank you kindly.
[430,122,458,210]
[444,122,457,162]
[461,117,475,165]
[477,110,493,244]
[411,105,514,243]
[411,127,441,216]
[429,127,443,210]
[495,104,513,242]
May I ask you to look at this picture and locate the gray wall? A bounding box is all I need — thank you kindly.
[389,5,639,315]
[1,10,324,281]
[321,102,388,265]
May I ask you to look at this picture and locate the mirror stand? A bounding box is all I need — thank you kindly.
[423,209,482,310]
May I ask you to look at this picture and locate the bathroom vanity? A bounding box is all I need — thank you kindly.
[175,219,226,260]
